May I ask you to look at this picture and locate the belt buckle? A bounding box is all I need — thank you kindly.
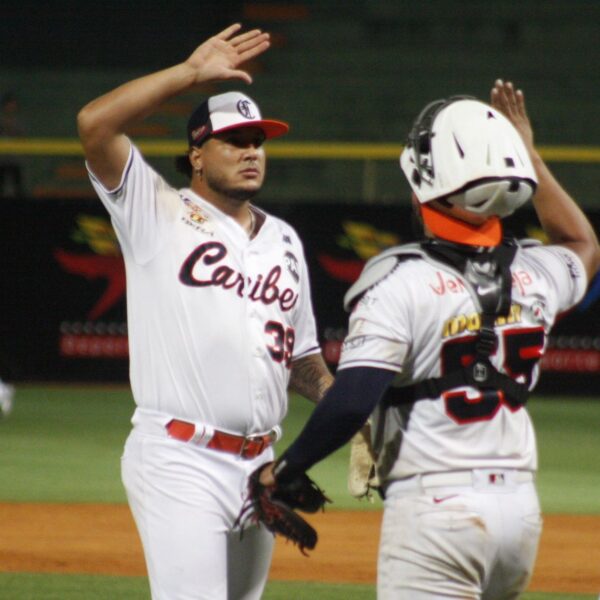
[240,434,264,459]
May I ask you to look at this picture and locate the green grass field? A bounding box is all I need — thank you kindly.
[0,574,594,600]
[0,385,598,599]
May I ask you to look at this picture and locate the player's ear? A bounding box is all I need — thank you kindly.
[190,145,201,164]
[190,146,203,176]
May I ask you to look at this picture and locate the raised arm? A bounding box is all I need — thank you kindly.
[77,24,270,189]
[491,80,600,281]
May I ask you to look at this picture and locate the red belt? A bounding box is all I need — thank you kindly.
[166,419,275,459]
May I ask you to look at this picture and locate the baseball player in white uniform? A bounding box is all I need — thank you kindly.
[260,81,600,599]
[77,25,333,600]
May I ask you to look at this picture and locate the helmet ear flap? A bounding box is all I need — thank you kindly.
[406,95,476,185]
[417,131,430,155]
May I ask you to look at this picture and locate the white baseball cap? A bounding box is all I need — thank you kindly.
[187,91,289,146]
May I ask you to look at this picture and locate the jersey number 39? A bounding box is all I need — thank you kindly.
[265,321,295,368]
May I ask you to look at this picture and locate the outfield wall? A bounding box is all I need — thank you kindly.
[1,197,599,393]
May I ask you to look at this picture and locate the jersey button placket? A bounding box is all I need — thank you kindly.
[248,309,268,419]
[244,251,268,414]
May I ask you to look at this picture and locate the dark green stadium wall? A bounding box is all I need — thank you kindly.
[1,0,599,204]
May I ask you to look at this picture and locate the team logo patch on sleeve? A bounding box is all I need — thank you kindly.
[342,335,367,351]
[285,252,300,282]
[530,300,547,323]
[559,250,581,280]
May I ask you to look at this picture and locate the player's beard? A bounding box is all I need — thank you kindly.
[204,170,261,202]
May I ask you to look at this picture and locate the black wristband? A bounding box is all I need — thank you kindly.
[272,455,302,484]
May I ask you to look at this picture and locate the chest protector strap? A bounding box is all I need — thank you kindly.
[383,238,530,408]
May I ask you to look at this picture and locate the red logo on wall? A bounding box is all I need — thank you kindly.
[54,214,127,359]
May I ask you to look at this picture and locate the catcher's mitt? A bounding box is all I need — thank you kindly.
[235,462,330,555]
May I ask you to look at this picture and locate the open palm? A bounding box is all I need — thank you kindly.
[490,79,534,149]
[186,24,270,85]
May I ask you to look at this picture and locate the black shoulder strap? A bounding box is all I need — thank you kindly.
[383,238,530,408]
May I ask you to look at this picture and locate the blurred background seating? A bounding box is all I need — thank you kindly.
[0,0,598,203]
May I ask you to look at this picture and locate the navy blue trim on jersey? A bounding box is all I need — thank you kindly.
[340,358,404,370]
[292,345,323,361]
[276,366,396,482]
[87,143,135,197]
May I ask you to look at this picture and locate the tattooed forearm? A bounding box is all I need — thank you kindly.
[288,353,334,403]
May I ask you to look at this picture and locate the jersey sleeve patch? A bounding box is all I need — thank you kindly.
[527,245,588,311]
[339,318,409,372]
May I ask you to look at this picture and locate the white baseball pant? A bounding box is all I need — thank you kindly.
[378,469,542,599]
[121,411,275,600]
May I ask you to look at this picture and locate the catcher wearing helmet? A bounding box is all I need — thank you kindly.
[252,81,600,599]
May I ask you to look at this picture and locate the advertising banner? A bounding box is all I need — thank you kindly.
[2,199,128,381]
[1,198,599,394]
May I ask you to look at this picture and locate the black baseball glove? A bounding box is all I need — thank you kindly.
[235,462,330,555]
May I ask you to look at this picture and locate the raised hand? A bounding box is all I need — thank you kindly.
[185,23,270,85]
[491,79,534,150]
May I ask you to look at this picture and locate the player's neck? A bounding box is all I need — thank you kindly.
[195,187,256,236]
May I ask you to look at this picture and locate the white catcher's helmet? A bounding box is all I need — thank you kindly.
[400,97,537,219]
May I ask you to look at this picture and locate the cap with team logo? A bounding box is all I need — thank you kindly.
[187,91,289,147]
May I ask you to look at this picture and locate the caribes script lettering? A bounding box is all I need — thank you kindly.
[179,241,298,311]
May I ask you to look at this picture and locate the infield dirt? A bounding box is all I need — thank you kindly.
[0,503,598,594]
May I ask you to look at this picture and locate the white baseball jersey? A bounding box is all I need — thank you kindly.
[339,243,587,481]
[88,144,320,434]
